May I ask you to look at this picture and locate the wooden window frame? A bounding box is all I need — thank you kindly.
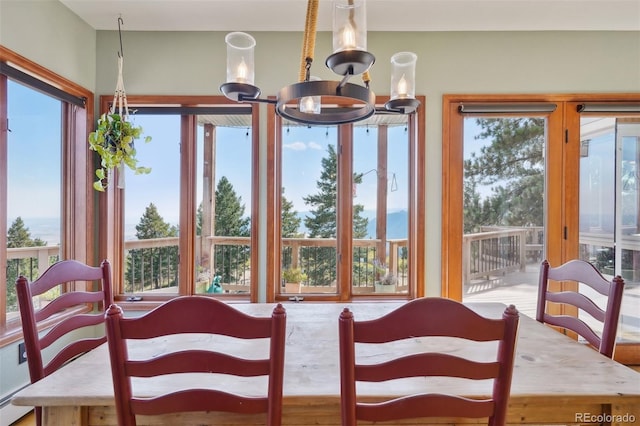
[0,46,94,345]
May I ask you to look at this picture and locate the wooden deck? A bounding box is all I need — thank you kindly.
[464,264,640,342]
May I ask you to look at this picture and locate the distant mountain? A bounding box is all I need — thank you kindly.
[366,210,408,239]
[292,210,408,239]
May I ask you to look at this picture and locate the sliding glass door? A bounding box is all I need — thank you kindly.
[579,117,640,344]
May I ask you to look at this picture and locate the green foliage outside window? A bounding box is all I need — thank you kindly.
[125,203,178,292]
[6,217,48,311]
[463,118,545,233]
[301,145,369,286]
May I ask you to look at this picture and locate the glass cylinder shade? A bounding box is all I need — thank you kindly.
[225,32,256,85]
[332,0,367,53]
[390,52,417,100]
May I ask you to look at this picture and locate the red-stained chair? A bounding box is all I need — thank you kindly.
[16,259,113,426]
[105,297,287,426]
[339,297,519,426]
[537,259,625,358]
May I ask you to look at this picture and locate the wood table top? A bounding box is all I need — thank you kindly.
[12,301,640,412]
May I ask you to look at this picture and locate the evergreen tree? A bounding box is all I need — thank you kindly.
[215,177,250,237]
[214,176,250,282]
[6,217,47,311]
[302,145,368,285]
[196,202,203,236]
[303,145,368,238]
[281,188,301,270]
[126,203,178,292]
[464,118,545,231]
[281,188,301,238]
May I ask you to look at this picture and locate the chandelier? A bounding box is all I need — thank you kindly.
[219,0,420,126]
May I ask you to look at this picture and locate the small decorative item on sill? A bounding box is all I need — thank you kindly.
[282,267,308,294]
[374,273,398,293]
[88,17,151,192]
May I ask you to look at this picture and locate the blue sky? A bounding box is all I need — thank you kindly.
[281,123,410,214]
[7,80,61,221]
[122,114,412,230]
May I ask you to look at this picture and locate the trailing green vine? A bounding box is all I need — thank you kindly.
[88,113,152,191]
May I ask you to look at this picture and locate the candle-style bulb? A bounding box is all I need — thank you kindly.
[236,57,248,83]
[397,74,408,98]
[341,22,356,50]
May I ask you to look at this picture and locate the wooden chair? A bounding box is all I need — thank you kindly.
[105,297,287,426]
[339,297,519,426]
[16,259,113,426]
[536,259,625,358]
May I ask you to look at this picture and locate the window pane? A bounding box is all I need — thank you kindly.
[461,117,546,319]
[280,124,338,295]
[6,80,62,316]
[123,115,180,296]
[196,119,253,295]
[352,119,410,295]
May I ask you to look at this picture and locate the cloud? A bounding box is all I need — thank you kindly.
[308,141,323,150]
[283,141,307,151]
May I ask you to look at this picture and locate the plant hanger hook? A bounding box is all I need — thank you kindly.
[111,16,128,118]
[117,16,124,58]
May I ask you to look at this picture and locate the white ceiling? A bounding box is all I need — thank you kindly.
[59,0,640,32]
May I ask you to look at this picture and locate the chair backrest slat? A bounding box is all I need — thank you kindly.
[544,290,605,322]
[35,290,105,322]
[356,394,496,423]
[38,313,105,349]
[126,350,270,377]
[356,353,500,382]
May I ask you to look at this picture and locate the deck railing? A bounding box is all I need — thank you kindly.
[6,225,566,295]
[462,226,544,284]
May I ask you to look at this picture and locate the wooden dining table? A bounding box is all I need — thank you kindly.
[11,301,640,425]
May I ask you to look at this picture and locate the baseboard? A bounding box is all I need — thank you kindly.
[0,402,32,426]
[0,389,33,426]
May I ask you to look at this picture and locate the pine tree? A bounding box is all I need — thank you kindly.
[214,176,250,282]
[196,202,203,236]
[302,145,368,285]
[303,145,368,238]
[215,177,250,237]
[281,188,301,271]
[126,204,178,292]
[6,217,47,311]
[464,118,545,231]
[281,188,301,238]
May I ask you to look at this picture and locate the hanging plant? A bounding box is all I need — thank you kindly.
[88,113,151,191]
[89,16,152,192]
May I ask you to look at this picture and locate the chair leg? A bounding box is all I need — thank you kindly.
[35,406,42,426]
